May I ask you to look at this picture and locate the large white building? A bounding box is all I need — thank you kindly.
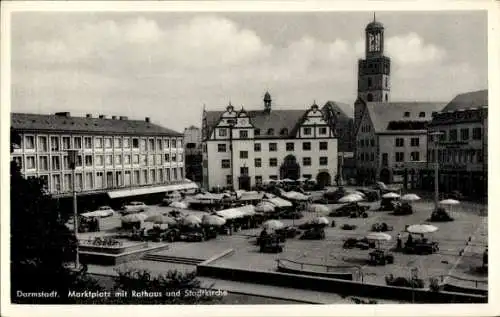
[10,112,190,201]
[201,93,338,191]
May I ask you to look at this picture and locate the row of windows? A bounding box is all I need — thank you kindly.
[358,152,421,163]
[217,142,329,153]
[12,153,183,171]
[218,127,329,138]
[395,137,420,147]
[360,125,371,133]
[358,138,375,147]
[222,174,315,186]
[428,149,484,164]
[429,127,482,142]
[221,156,329,169]
[19,135,183,152]
[34,168,184,193]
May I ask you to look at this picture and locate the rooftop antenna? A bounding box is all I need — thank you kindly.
[373,12,376,22]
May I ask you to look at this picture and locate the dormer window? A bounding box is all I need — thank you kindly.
[404,112,410,117]
[280,128,288,136]
[419,112,425,118]
[254,129,260,136]
[267,128,274,135]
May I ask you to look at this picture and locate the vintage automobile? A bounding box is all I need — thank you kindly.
[341,224,358,231]
[278,210,304,220]
[385,274,425,288]
[343,237,376,250]
[275,226,301,239]
[371,222,394,232]
[259,235,284,253]
[368,249,395,265]
[404,240,440,255]
[122,201,148,214]
[356,188,380,202]
[393,202,413,215]
[329,203,369,217]
[379,197,400,211]
[181,231,204,242]
[300,227,326,240]
[81,206,115,218]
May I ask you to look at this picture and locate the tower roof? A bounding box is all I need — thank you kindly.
[366,14,384,30]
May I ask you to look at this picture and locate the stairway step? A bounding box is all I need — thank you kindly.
[142,253,205,265]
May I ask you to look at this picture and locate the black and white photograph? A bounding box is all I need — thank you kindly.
[1,1,498,316]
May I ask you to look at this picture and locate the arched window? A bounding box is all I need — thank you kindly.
[367,93,373,102]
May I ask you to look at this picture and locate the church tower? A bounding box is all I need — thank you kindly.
[355,14,391,129]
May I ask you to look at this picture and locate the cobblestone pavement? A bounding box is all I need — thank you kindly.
[88,197,488,290]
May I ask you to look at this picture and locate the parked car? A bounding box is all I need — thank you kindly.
[429,207,454,222]
[81,206,114,218]
[393,202,413,215]
[122,201,148,214]
[300,227,326,240]
[343,237,376,250]
[329,203,369,217]
[356,188,380,202]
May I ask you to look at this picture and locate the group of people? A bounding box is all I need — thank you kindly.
[396,232,426,249]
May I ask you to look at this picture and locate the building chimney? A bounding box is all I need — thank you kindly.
[145,117,150,123]
[55,112,71,117]
[112,116,117,120]
[86,114,92,118]
[119,116,128,120]
[98,115,106,119]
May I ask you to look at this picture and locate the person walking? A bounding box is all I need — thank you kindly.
[396,233,402,249]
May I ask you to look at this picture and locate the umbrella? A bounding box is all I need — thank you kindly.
[121,213,147,223]
[181,214,202,226]
[153,216,177,226]
[255,202,275,213]
[282,178,294,182]
[401,193,421,201]
[407,224,438,234]
[154,223,169,230]
[145,214,165,223]
[81,210,112,218]
[308,204,330,214]
[310,216,330,226]
[170,201,189,209]
[239,205,256,217]
[439,199,460,205]
[262,219,285,231]
[382,192,401,199]
[338,194,364,203]
[202,214,226,227]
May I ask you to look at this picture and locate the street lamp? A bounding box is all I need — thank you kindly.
[67,149,79,269]
[429,131,443,210]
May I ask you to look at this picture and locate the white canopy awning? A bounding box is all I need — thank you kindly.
[108,182,198,199]
[264,197,293,208]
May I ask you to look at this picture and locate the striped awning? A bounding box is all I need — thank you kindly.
[108,182,198,199]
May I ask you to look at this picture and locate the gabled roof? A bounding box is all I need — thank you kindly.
[11,113,182,136]
[365,102,446,134]
[204,108,312,139]
[442,89,488,112]
[323,101,354,119]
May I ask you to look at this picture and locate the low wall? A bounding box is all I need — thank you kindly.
[79,242,148,255]
[80,244,169,266]
[442,284,488,296]
[277,265,353,281]
[196,264,487,303]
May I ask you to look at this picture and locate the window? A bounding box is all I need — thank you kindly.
[84,155,93,167]
[38,136,48,152]
[319,142,328,150]
[255,176,262,184]
[25,136,35,150]
[240,166,249,175]
[73,137,82,149]
[302,174,312,180]
[157,139,163,151]
[286,143,294,151]
[124,154,131,165]
[95,155,103,166]
[140,155,147,166]
[360,140,364,147]
[370,139,375,147]
[84,137,92,149]
[240,151,248,159]
[142,170,148,184]
[303,127,312,135]
[156,154,163,165]
[132,154,139,164]
[319,157,328,166]
[411,138,420,147]
[61,137,71,150]
[370,153,375,161]
[219,129,227,137]
[269,158,277,167]
[269,143,277,152]
[404,112,410,117]
[132,138,139,149]
[302,142,311,151]
[269,175,278,180]
[172,139,177,148]
[148,139,155,152]
[439,131,446,141]
[178,155,183,162]
[254,129,260,136]
[395,138,404,147]
[75,173,83,191]
[123,138,130,148]
[267,128,274,135]
[165,168,171,181]
[148,154,155,166]
[254,143,261,152]
[385,78,388,88]
[63,174,72,191]
[319,127,327,135]
[50,136,60,151]
[115,154,122,165]
[38,156,48,171]
[172,153,177,163]
[164,139,170,149]
[477,150,483,163]
[460,128,469,141]
[140,139,147,151]
[239,130,248,139]
[395,152,404,162]
[104,137,112,149]
[472,127,482,140]
[164,154,170,162]
[367,77,372,88]
[114,137,122,148]
[302,157,311,166]
[95,137,103,149]
[221,159,230,169]
[218,144,227,152]
[95,172,104,189]
[226,175,233,185]
[85,172,93,190]
[410,151,420,161]
[26,156,36,169]
[419,112,425,118]
[367,93,373,102]
[178,139,183,148]
[449,129,458,141]
[150,170,156,184]
[105,155,113,166]
[133,170,140,185]
[158,169,163,183]
[254,158,262,167]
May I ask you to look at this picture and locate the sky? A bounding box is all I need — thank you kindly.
[11,10,488,132]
